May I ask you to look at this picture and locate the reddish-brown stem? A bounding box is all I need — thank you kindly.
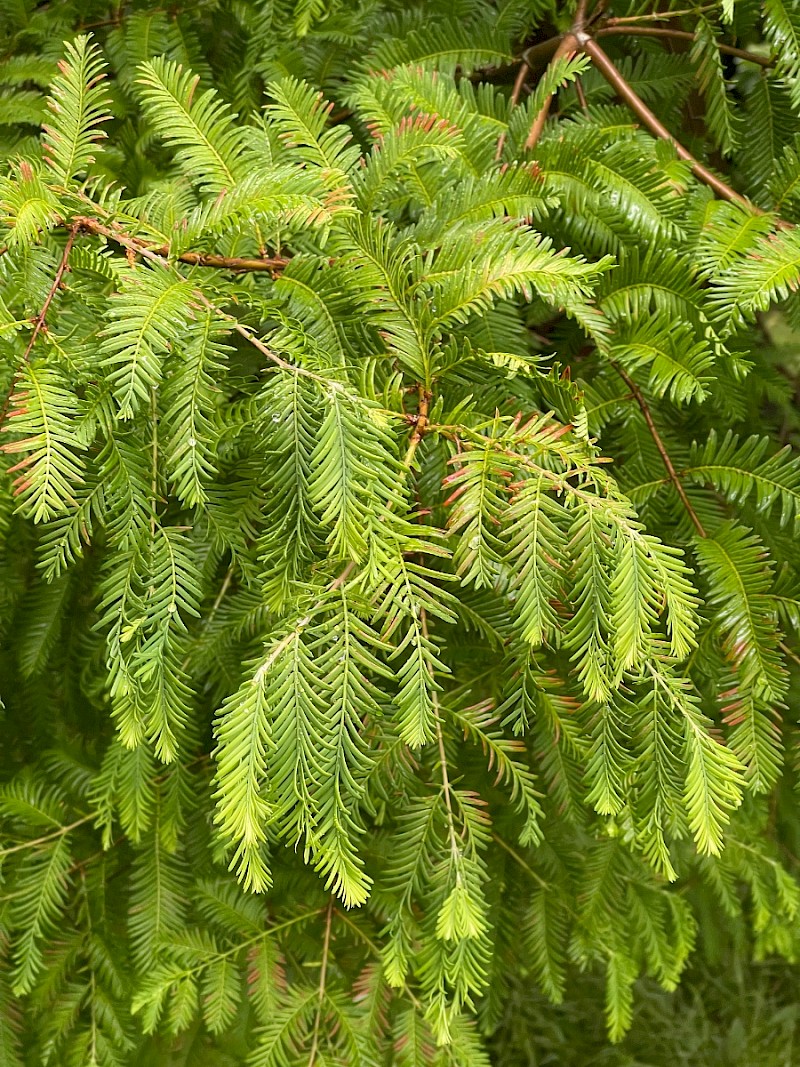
[496,59,531,159]
[524,35,579,150]
[577,34,755,210]
[612,362,707,538]
[0,224,79,429]
[596,25,774,67]
[575,76,589,111]
[73,216,289,273]
[524,0,589,151]
[403,386,432,467]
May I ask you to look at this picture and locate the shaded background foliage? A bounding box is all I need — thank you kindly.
[1,0,800,1064]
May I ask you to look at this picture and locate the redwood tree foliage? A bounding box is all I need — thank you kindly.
[1,1,800,1063]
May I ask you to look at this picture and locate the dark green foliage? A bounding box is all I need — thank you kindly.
[0,1,800,1064]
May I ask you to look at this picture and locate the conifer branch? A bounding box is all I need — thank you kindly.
[496,59,530,159]
[595,25,775,67]
[334,908,426,1010]
[165,249,290,273]
[72,216,289,273]
[575,34,754,209]
[210,567,234,614]
[229,321,329,382]
[421,603,460,866]
[0,223,78,430]
[603,5,717,23]
[133,909,322,992]
[403,386,431,466]
[491,832,549,890]
[524,36,579,151]
[307,897,334,1067]
[575,76,588,112]
[436,711,460,862]
[524,0,588,150]
[520,26,764,210]
[612,362,707,538]
[150,388,159,537]
[0,815,92,859]
[193,291,332,384]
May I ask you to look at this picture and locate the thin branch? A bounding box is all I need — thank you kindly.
[308,897,334,1067]
[612,361,707,538]
[73,216,289,273]
[228,320,331,383]
[605,4,719,23]
[334,907,425,1009]
[420,603,461,868]
[150,387,159,537]
[163,248,290,272]
[403,386,431,467]
[329,561,356,591]
[491,832,549,890]
[524,0,588,151]
[493,830,626,966]
[0,814,93,859]
[496,58,531,159]
[150,909,324,986]
[210,567,235,617]
[596,25,775,67]
[575,76,589,111]
[576,34,756,210]
[193,290,332,385]
[0,223,78,429]
[525,35,579,151]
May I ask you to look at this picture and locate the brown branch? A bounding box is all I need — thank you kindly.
[404,386,431,467]
[18,226,77,358]
[0,223,78,429]
[576,34,756,210]
[596,25,775,68]
[573,1,590,37]
[164,249,290,272]
[605,4,719,24]
[612,361,707,538]
[524,35,579,151]
[61,223,321,386]
[575,76,589,112]
[72,215,289,273]
[524,0,589,151]
[496,58,531,159]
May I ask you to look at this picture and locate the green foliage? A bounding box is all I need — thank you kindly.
[1,1,800,1064]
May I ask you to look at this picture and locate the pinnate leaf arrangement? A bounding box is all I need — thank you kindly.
[1,0,800,1063]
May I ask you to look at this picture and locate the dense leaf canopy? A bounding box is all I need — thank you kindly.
[1,0,800,1063]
